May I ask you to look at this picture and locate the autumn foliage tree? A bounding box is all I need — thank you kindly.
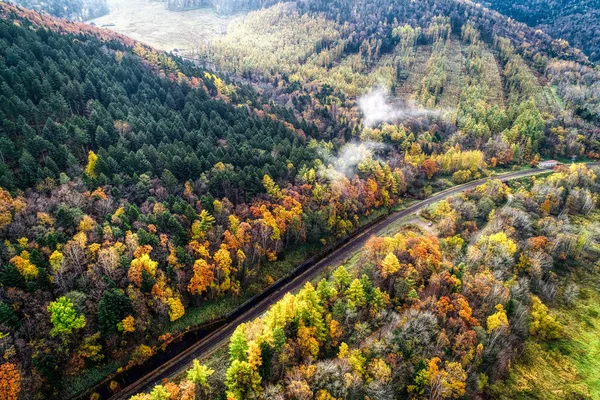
[0,363,21,400]
[47,296,86,336]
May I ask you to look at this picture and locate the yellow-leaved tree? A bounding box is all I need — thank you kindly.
[380,252,401,279]
[85,150,98,179]
[486,304,509,333]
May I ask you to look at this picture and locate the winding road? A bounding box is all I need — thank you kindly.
[113,164,598,399]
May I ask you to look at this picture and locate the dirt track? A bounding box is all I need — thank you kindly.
[113,164,598,399]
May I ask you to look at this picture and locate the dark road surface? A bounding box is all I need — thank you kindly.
[114,164,598,399]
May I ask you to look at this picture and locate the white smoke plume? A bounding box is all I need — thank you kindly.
[314,86,438,183]
[332,141,385,177]
[315,141,385,182]
[358,85,436,127]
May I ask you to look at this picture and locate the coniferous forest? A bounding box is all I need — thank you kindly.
[482,0,600,62]
[0,0,600,399]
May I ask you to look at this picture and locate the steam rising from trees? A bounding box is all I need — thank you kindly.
[358,85,436,127]
[312,141,386,184]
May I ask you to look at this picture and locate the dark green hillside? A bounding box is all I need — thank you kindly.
[482,0,600,62]
[8,0,109,20]
[0,7,315,198]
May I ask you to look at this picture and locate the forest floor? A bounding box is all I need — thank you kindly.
[87,0,243,55]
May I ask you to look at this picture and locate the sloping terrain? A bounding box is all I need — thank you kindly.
[8,0,108,20]
[482,0,600,62]
[1,0,600,399]
[204,0,600,161]
[0,2,443,398]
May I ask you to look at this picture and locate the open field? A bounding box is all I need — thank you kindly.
[88,0,242,54]
[491,272,600,399]
[395,44,433,99]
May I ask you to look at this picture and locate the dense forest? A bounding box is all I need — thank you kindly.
[7,0,108,20]
[204,0,600,161]
[482,0,600,63]
[140,164,600,399]
[1,0,600,398]
[0,3,450,398]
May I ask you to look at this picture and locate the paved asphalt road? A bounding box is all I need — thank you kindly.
[114,164,598,399]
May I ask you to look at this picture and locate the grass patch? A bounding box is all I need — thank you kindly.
[437,38,464,110]
[491,274,600,399]
[376,214,425,238]
[395,44,433,100]
[490,340,590,400]
[481,48,506,109]
[550,85,566,111]
[166,296,249,334]
[62,360,126,398]
[489,164,534,175]
[556,285,600,397]
[554,156,595,164]
[258,243,320,284]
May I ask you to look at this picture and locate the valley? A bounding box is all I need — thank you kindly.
[88,0,242,55]
[0,0,599,399]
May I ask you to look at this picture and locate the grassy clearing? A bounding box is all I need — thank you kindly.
[396,45,433,99]
[375,212,426,238]
[88,0,241,54]
[258,243,318,284]
[166,296,248,334]
[437,38,464,110]
[63,360,125,398]
[526,68,556,114]
[550,85,566,111]
[491,340,591,400]
[491,277,600,399]
[541,86,562,114]
[489,164,534,174]
[489,209,600,399]
[481,47,506,109]
[558,285,600,397]
[555,156,595,164]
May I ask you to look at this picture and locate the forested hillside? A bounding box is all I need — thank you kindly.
[482,0,600,63]
[141,164,600,399]
[0,3,453,398]
[204,0,600,163]
[1,0,600,398]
